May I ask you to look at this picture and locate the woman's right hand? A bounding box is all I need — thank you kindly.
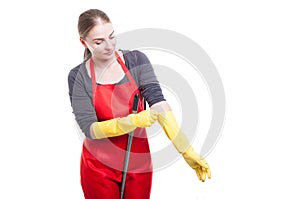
[128,109,158,127]
[92,109,157,139]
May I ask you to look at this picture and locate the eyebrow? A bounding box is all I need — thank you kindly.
[92,30,115,41]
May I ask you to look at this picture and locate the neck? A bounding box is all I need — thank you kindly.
[91,56,116,69]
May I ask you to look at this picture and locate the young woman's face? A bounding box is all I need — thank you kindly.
[83,19,116,61]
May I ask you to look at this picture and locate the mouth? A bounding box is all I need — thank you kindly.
[104,51,114,56]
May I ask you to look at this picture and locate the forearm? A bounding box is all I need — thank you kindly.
[88,110,156,140]
[152,101,211,181]
[89,117,136,140]
[152,102,191,153]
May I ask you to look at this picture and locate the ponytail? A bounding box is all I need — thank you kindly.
[84,48,91,61]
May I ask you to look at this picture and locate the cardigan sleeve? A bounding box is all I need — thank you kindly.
[131,50,166,107]
[68,65,98,138]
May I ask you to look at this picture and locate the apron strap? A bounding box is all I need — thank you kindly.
[90,58,97,107]
[90,51,140,108]
[115,51,146,110]
[114,51,137,85]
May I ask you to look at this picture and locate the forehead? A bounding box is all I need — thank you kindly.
[87,19,114,40]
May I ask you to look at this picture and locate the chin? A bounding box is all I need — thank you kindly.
[99,54,114,62]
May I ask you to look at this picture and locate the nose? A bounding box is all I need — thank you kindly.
[104,39,114,50]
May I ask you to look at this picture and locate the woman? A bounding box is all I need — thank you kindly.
[68,9,211,199]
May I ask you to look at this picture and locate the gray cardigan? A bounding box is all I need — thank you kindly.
[68,50,165,138]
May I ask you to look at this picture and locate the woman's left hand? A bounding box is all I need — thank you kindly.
[182,147,211,182]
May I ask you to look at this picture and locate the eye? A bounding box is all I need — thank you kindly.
[95,41,103,45]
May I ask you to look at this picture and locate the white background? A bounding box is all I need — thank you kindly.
[1,0,300,198]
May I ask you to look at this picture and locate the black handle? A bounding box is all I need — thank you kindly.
[132,94,139,113]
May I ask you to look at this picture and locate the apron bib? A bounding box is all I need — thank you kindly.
[83,51,152,173]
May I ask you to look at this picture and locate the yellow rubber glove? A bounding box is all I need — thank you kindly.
[92,109,157,139]
[157,110,211,182]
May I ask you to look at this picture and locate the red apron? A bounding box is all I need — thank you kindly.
[80,52,153,199]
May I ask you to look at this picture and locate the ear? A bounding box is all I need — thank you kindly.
[80,38,88,48]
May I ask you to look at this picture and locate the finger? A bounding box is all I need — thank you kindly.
[196,168,205,182]
[201,164,211,179]
[197,158,208,169]
[151,114,158,121]
[206,167,211,179]
[200,169,206,182]
[196,170,202,181]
